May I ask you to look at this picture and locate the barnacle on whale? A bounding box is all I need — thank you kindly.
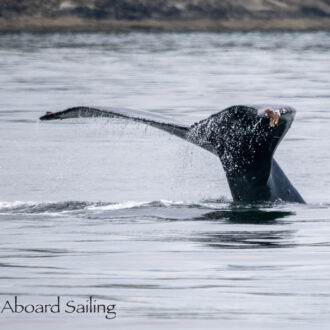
[264,109,281,127]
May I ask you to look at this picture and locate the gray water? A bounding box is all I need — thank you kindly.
[0,32,330,329]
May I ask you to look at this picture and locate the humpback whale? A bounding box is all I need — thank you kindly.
[40,105,305,203]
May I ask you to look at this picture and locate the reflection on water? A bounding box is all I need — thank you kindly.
[1,32,330,329]
[195,229,295,249]
[196,207,294,223]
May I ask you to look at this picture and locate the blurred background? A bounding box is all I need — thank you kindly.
[1,0,330,32]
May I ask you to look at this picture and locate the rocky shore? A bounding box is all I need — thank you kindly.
[1,0,330,32]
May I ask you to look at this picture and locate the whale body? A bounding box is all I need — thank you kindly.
[40,105,305,203]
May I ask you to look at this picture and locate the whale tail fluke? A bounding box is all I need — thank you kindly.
[40,104,304,203]
[40,106,189,139]
[186,105,304,202]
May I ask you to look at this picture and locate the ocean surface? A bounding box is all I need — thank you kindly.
[0,32,330,329]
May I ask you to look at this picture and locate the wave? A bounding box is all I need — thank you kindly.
[0,200,92,214]
[0,198,231,215]
[0,198,316,223]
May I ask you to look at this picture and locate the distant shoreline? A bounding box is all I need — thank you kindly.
[2,0,330,33]
[1,17,330,33]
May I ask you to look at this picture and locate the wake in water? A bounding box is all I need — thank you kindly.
[0,199,304,223]
[0,199,229,214]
